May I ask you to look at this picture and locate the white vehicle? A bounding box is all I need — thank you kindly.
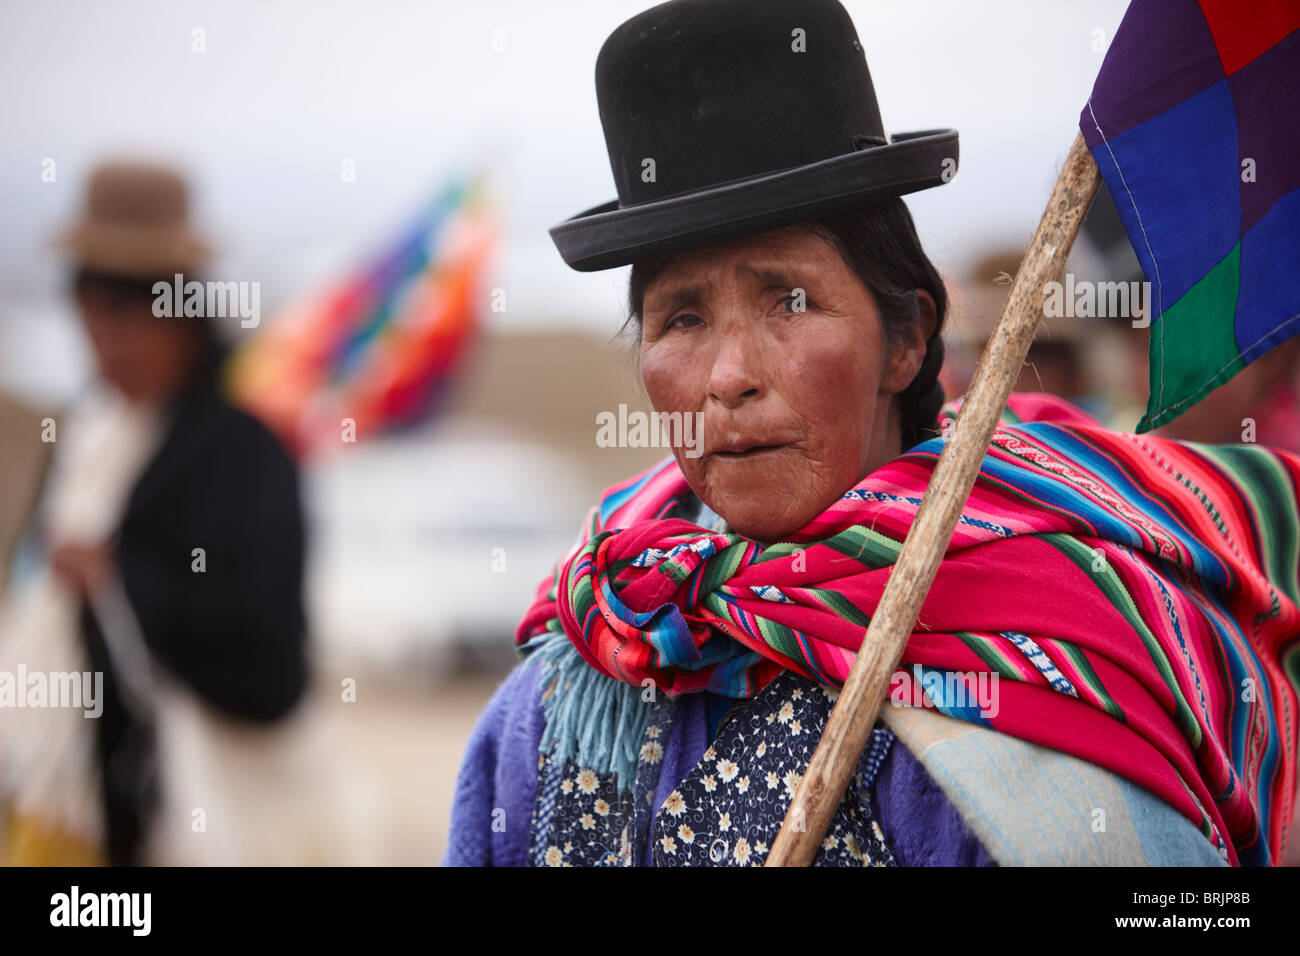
[304,420,590,682]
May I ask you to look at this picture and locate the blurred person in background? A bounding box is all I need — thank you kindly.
[945,249,1129,425]
[949,250,1088,400]
[0,161,308,865]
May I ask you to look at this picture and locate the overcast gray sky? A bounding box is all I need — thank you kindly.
[1,0,1129,363]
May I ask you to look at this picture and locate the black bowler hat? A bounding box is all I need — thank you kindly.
[550,0,959,272]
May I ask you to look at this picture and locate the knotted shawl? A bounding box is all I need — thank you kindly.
[517,393,1300,865]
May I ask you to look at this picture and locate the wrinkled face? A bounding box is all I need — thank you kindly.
[639,225,927,542]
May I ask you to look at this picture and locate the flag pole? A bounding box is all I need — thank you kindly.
[765,131,1101,866]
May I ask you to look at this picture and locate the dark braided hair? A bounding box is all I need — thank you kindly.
[624,198,948,454]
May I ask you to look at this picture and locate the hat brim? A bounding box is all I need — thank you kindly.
[550,128,958,272]
[51,221,214,278]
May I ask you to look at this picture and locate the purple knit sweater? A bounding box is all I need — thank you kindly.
[442,660,995,866]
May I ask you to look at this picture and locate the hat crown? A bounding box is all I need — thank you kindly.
[595,0,885,207]
[85,162,190,229]
[54,161,212,277]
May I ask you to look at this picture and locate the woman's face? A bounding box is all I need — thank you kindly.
[75,275,198,404]
[639,224,932,542]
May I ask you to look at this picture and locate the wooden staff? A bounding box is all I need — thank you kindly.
[765,131,1101,866]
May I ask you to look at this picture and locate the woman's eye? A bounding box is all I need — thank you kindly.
[776,292,808,314]
[668,312,703,331]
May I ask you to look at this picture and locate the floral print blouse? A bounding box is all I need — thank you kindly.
[529,669,898,867]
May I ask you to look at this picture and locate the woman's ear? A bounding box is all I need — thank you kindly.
[884,290,938,393]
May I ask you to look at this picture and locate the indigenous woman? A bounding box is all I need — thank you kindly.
[445,0,1300,866]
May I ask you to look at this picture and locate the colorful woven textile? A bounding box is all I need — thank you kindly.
[517,392,1300,865]
[1081,0,1300,432]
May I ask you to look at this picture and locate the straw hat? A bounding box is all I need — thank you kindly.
[52,162,214,278]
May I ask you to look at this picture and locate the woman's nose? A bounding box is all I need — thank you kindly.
[706,329,763,408]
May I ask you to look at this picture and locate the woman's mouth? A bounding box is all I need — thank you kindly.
[710,443,788,461]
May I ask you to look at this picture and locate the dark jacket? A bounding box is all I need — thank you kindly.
[78,345,308,864]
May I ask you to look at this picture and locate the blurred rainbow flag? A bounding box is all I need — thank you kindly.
[228,177,497,456]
